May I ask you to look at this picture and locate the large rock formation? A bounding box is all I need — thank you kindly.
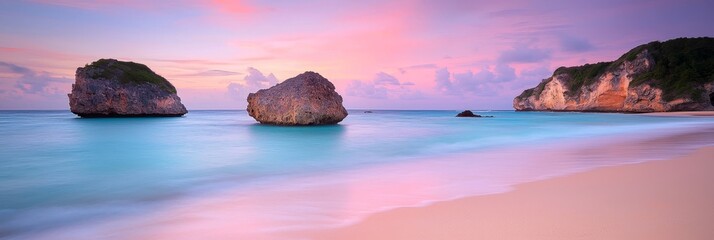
[514,37,714,112]
[247,71,348,125]
[68,59,187,117]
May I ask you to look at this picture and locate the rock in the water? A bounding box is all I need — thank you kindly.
[456,110,481,117]
[514,37,714,112]
[247,71,348,125]
[455,110,493,118]
[68,59,187,117]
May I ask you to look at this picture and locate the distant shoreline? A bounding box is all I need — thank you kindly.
[641,111,714,117]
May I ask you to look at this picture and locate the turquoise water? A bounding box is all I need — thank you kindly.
[1,110,713,239]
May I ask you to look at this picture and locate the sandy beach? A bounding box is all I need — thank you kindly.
[3,1,714,239]
[10,114,714,240]
[643,111,714,117]
[306,145,714,240]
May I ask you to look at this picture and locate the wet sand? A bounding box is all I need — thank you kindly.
[306,146,714,240]
[25,125,714,240]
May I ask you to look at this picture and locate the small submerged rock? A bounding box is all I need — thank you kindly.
[68,59,187,117]
[247,71,348,125]
[456,110,480,117]
[456,110,493,118]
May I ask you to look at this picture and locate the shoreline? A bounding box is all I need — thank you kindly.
[304,145,714,240]
[642,111,714,117]
[14,116,714,240]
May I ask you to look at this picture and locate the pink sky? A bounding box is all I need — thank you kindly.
[1,0,712,110]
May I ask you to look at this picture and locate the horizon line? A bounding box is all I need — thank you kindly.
[0,109,515,112]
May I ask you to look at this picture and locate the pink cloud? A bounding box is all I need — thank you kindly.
[143,58,235,66]
[6,0,714,110]
[209,0,257,14]
[30,0,261,15]
[0,46,87,62]
[0,47,23,53]
[226,67,278,102]
[29,0,172,10]
[0,61,72,109]
[346,72,424,101]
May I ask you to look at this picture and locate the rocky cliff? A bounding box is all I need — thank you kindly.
[68,59,187,117]
[247,71,348,125]
[514,37,714,112]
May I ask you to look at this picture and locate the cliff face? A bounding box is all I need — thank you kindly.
[68,59,187,117]
[514,37,714,112]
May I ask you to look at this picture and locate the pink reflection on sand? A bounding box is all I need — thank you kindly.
[33,127,713,240]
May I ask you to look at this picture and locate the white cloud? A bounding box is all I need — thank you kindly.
[0,61,72,109]
[434,63,516,96]
[373,72,400,85]
[346,72,423,99]
[346,80,388,99]
[226,67,278,100]
[0,61,70,95]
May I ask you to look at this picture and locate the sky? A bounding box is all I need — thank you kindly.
[0,0,713,110]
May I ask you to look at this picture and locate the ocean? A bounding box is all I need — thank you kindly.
[1,110,713,239]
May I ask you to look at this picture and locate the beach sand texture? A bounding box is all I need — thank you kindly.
[307,146,714,240]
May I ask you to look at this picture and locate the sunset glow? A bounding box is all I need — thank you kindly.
[1,0,712,110]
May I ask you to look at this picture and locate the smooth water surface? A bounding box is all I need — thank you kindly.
[1,110,713,239]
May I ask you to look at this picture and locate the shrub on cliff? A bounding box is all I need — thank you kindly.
[84,59,177,94]
[550,37,714,101]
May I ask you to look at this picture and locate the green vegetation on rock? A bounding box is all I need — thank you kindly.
[554,62,611,95]
[518,77,551,99]
[545,37,714,101]
[629,37,714,101]
[84,59,177,94]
